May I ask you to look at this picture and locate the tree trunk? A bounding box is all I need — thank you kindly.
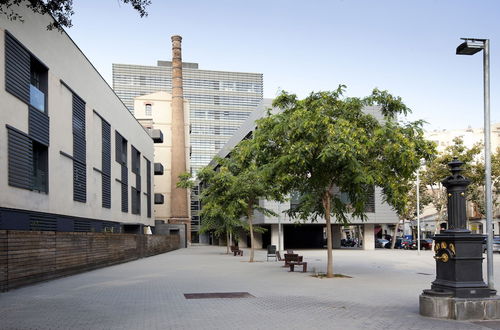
[226,230,230,254]
[247,201,255,262]
[391,221,400,249]
[322,191,334,278]
[358,225,364,248]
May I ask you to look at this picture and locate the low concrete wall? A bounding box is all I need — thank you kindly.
[0,230,180,291]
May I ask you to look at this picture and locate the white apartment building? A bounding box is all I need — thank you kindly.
[0,5,155,233]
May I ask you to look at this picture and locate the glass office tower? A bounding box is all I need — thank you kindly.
[113,61,263,242]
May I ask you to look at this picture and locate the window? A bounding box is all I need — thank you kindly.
[29,56,48,113]
[115,132,128,165]
[131,146,140,175]
[145,103,152,116]
[32,141,48,193]
[131,187,141,215]
[5,31,47,113]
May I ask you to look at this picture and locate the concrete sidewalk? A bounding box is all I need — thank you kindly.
[0,246,499,329]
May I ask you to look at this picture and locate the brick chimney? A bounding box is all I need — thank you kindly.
[169,35,190,241]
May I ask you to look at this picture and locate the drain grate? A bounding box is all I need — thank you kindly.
[184,292,254,299]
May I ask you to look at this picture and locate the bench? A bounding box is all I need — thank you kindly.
[230,245,243,256]
[284,253,307,272]
[288,261,307,273]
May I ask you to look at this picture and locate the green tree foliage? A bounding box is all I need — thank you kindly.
[1,0,150,31]
[253,86,435,277]
[467,148,500,217]
[179,167,244,254]
[221,140,280,262]
[179,142,279,261]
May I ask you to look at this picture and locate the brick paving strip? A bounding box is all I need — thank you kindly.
[0,246,498,329]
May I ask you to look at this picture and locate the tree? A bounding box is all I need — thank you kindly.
[222,140,280,262]
[1,0,150,31]
[253,86,435,277]
[179,142,279,262]
[421,137,482,233]
[178,168,243,254]
[467,147,500,218]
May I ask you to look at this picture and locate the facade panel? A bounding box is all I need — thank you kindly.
[7,126,33,190]
[4,32,30,103]
[101,120,111,208]
[28,105,49,146]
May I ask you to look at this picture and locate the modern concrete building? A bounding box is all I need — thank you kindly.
[0,5,155,233]
[208,101,400,250]
[133,91,191,239]
[113,59,263,175]
[113,42,263,243]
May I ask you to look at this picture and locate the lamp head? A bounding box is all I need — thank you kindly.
[456,38,486,55]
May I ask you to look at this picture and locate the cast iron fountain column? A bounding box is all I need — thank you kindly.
[423,158,493,298]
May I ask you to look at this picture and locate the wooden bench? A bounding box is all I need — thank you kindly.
[284,253,307,272]
[230,245,243,256]
[289,261,307,273]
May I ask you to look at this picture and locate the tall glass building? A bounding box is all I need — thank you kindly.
[112,61,263,174]
[113,61,263,243]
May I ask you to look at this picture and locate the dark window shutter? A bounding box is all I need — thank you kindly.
[72,94,86,163]
[102,121,111,208]
[131,146,138,174]
[7,127,33,190]
[102,175,111,209]
[29,105,49,146]
[146,158,151,218]
[73,161,86,203]
[121,165,128,212]
[5,32,30,103]
[72,93,86,203]
[115,131,122,164]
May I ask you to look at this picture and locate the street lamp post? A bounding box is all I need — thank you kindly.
[417,165,421,255]
[456,38,494,291]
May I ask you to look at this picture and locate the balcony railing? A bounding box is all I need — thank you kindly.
[30,84,45,112]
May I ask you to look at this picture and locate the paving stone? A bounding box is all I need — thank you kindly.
[0,246,496,329]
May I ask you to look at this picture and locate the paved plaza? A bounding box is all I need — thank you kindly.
[1,246,499,329]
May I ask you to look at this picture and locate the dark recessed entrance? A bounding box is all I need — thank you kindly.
[284,224,324,249]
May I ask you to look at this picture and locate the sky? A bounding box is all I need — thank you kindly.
[66,0,500,131]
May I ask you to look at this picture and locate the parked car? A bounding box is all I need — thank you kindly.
[385,238,413,249]
[484,236,500,253]
[419,239,433,250]
[375,238,389,248]
[494,237,500,253]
